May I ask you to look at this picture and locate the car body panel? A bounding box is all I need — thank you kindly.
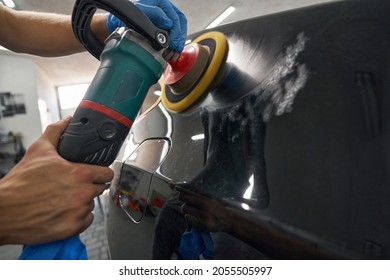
[106,0,390,259]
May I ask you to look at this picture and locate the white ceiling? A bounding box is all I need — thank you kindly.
[2,0,338,86]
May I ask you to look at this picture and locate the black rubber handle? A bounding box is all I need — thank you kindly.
[58,107,130,166]
[72,0,169,60]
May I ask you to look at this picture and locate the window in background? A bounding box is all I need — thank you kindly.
[57,84,89,118]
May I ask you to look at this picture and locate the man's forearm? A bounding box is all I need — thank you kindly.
[0,5,108,57]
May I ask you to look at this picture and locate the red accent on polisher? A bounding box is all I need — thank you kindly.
[163,43,210,95]
[164,43,203,85]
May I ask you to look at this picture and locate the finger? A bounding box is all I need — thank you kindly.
[135,4,173,30]
[146,0,179,24]
[171,3,187,52]
[41,116,72,146]
[85,183,108,199]
[155,0,182,51]
[107,14,127,33]
[80,212,94,233]
[89,200,95,212]
[92,166,114,184]
[93,184,107,197]
[77,164,114,184]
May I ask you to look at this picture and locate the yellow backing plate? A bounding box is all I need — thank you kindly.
[161,31,228,112]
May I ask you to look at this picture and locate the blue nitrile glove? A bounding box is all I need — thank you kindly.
[106,0,187,52]
[18,236,87,260]
[178,228,214,260]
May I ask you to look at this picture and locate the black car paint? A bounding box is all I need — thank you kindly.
[105,0,390,259]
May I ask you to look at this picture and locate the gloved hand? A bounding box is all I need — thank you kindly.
[179,228,214,260]
[107,0,187,52]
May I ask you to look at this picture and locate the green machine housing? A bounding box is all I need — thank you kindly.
[57,0,169,166]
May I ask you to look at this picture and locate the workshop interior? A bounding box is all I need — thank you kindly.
[1,0,390,260]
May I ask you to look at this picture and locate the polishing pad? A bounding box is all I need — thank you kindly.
[161,31,228,112]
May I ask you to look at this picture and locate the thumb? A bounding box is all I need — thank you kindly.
[41,116,72,146]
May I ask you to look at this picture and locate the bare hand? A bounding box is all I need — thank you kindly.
[0,117,114,245]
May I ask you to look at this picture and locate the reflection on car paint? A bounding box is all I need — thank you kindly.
[116,140,170,222]
[106,0,390,260]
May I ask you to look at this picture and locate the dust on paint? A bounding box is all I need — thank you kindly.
[259,32,309,121]
[213,32,310,142]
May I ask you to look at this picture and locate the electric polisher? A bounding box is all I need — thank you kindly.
[57,0,229,166]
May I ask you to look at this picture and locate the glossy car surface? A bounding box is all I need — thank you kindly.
[105,0,390,259]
